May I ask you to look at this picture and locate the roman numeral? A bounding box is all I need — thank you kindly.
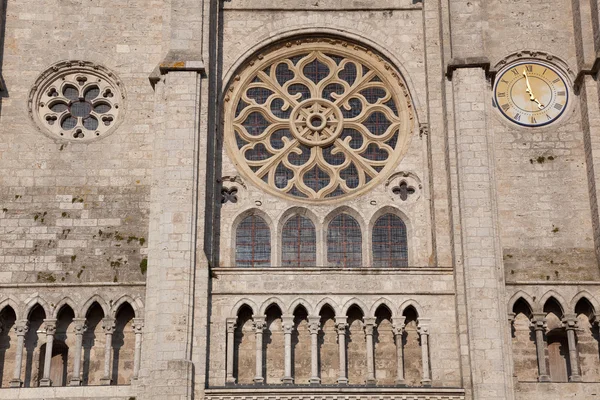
[553,78,561,83]
[546,114,552,120]
[557,91,566,96]
[514,113,521,121]
[501,104,510,112]
[530,116,537,124]
[554,103,564,111]
[543,69,547,75]
[497,92,506,97]
[526,65,533,73]
[501,79,509,84]
[511,68,519,75]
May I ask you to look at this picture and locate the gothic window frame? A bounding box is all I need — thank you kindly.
[233,210,273,268]
[371,213,409,268]
[279,210,319,268]
[325,209,365,268]
[367,207,412,268]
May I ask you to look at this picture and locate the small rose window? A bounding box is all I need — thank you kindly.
[29,61,124,141]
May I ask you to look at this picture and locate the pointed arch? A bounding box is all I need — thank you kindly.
[111,295,143,319]
[369,297,396,319]
[52,296,79,319]
[571,291,600,314]
[259,297,286,316]
[540,291,567,315]
[399,299,424,318]
[507,291,537,314]
[0,296,21,320]
[23,296,51,319]
[341,297,368,316]
[80,294,110,318]
[287,298,313,316]
[230,298,258,318]
[315,298,340,316]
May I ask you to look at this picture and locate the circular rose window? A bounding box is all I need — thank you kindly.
[28,61,125,142]
[224,38,415,201]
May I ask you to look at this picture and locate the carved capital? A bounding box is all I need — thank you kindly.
[392,316,406,336]
[44,319,57,335]
[102,318,116,334]
[282,316,294,334]
[363,317,376,335]
[308,316,321,335]
[417,318,431,336]
[335,322,348,335]
[14,320,29,336]
[132,318,144,334]
[73,318,87,335]
[532,313,547,331]
[226,318,237,333]
[253,317,266,332]
[562,314,578,330]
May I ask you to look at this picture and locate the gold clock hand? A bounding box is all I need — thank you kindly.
[523,69,545,109]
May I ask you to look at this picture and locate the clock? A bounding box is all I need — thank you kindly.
[493,61,569,127]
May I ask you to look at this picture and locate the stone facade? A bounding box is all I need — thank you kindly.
[0,0,599,400]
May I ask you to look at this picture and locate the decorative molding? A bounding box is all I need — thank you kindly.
[205,388,465,400]
[445,57,490,80]
[574,56,600,92]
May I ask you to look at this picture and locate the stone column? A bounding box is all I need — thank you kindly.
[335,317,348,385]
[392,316,406,385]
[532,314,550,382]
[418,318,431,386]
[100,317,115,385]
[9,320,28,388]
[132,318,144,381]
[40,319,57,387]
[308,316,321,385]
[225,318,237,385]
[563,315,582,382]
[282,315,294,384]
[69,318,86,386]
[363,317,376,385]
[253,317,266,384]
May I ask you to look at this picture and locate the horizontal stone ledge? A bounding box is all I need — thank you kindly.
[214,267,454,275]
[206,386,465,400]
[574,55,600,92]
[0,281,146,288]
[507,280,600,286]
[0,384,134,400]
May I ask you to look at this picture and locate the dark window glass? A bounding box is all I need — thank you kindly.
[327,214,362,267]
[235,215,271,267]
[372,214,408,267]
[282,215,316,267]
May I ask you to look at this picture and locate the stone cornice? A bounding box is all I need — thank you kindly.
[574,55,600,92]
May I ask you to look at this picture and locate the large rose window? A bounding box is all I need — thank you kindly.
[224,39,414,201]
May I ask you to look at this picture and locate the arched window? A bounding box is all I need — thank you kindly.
[372,213,408,267]
[282,215,316,267]
[235,215,271,267]
[327,213,362,267]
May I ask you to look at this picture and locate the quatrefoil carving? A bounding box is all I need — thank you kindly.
[221,187,238,204]
[385,171,421,203]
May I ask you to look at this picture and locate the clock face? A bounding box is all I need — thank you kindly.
[494,62,569,127]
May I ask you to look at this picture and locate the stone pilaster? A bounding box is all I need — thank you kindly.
[363,317,376,385]
[10,320,28,388]
[253,317,266,384]
[417,318,431,387]
[132,318,144,381]
[532,314,550,382]
[69,318,86,386]
[452,66,514,400]
[563,314,582,382]
[100,317,115,385]
[282,315,294,384]
[335,317,348,385]
[39,319,57,387]
[225,318,237,385]
[392,316,406,385]
[308,317,321,385]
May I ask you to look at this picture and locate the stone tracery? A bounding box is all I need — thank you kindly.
[225,39,414,201]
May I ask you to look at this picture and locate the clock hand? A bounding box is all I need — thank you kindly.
[523,69,545,109]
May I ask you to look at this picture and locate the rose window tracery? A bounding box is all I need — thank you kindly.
[225,39,414,201]
[29,61,125,141]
